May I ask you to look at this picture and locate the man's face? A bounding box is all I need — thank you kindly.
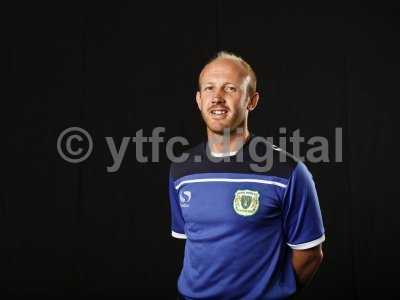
[196,58,253,135]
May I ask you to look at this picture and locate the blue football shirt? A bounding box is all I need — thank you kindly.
[168,135,325,300]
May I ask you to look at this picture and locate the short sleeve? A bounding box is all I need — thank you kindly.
[282,162,325,250]
[168,166,187,239]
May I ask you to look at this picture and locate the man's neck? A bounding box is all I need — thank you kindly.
[206,128,251,156]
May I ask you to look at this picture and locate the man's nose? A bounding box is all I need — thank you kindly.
[212,88,225,103]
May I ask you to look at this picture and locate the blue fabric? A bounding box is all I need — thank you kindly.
[169,162,325,300]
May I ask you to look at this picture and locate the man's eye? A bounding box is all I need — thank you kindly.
[226,86,236,92]
[204,86,213,91]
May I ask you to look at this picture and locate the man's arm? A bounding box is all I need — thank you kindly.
[291,244,324,289]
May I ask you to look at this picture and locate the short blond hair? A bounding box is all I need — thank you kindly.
[199,51,257,96]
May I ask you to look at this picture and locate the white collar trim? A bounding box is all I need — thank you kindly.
[210,150,239,157]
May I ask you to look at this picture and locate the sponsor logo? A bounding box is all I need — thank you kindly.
[179,190,192,207]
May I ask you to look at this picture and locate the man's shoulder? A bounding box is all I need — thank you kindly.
[168,135,303,181]
[169,141,205,177]
[246,135,299,179]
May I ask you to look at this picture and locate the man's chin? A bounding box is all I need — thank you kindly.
[206,125,235,135]
[202,116,239,135]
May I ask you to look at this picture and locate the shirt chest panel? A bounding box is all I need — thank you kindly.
[178,182,283,228]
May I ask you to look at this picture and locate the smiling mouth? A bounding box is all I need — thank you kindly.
[210,109,228,117]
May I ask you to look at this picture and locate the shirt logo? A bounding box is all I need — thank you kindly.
[179,190,192,207]
[233,190,260,216]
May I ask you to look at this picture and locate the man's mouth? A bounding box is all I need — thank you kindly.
[210,110,228,120]
[210,109,228,116]
[209,106,229,119]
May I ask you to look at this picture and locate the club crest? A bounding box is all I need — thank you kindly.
[233,190,260,216]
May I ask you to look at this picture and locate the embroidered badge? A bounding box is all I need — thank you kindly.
[233,190,260,216]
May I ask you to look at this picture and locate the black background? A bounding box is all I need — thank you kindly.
[4,2,399,299]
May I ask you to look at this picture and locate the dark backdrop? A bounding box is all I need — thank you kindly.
[4,2,399,299]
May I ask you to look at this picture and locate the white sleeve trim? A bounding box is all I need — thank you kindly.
[287,234,325,250]
[171,231,187,239]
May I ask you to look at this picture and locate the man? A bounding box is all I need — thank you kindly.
[168,51,325,299]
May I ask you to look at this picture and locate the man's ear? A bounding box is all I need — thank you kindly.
[247,92,260,111]
[196,91,202,111]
